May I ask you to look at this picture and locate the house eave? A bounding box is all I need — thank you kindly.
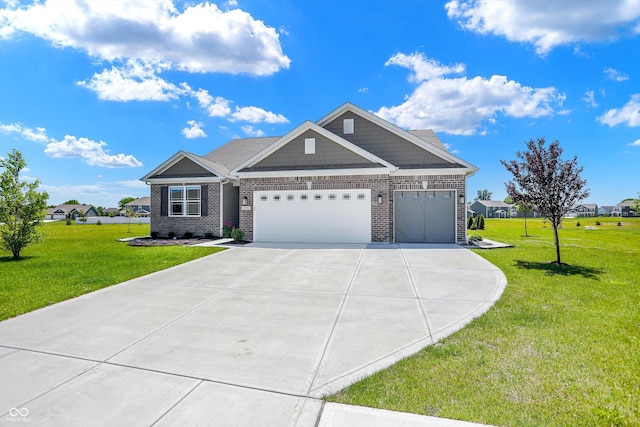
[390,167,477,177]
[143,176,226,184]
[236,167,394,179]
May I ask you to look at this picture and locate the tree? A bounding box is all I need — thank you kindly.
[475,189,493,201]
[119,197,136,210]
[0,150,49,259]
[62,199,79,205]
[501,138,589,265]
[633,193,640,216]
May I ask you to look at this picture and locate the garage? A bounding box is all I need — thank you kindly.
[253,189,371,243]
[394,190,456,243]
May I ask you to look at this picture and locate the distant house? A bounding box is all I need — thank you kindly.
[104,208,121,217]
[612,200,639,217]
[470,200,516,218]
[568,203,598,217]
[46,204,99,220]
[125,196,151,217]
[598,206,615,216]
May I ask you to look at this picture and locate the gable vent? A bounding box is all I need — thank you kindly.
[343,118,354,134]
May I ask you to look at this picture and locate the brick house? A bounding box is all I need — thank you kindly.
[141,103,478,243]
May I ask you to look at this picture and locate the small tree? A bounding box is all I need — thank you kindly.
[476,214,485,230]
[119,197,136,210]
[515,199,533,237]
[125,207,136,233]
[501,138,589,264]
[0,150,49,258]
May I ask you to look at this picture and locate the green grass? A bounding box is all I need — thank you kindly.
[0,221,222,321]
[329,216,640,426]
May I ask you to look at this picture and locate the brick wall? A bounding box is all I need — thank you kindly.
[239,174,391,242]
[150,183,221,237]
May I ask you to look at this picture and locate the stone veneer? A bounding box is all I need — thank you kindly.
[239,173,467,243]
[150,183,221,237]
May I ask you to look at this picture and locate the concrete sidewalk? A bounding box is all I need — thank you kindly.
[0,243,505,426]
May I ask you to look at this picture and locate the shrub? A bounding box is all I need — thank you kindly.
[222,221,233,238]
[66,218,72,225]
[168,231,176,239]
[576,221,581,227]
[595,220,601,226]
[183,231,194,239]
[617,221,622,226]
[468,234,483,242]
[231,228,244,241]
[467,216,474,230]
[150,231,159,239]
[204,231,214,239]
[476,214,485,230]
[96,220,102,226]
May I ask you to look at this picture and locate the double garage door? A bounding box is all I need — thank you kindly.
[253,189,371,243]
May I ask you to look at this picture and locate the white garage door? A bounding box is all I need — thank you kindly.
[253,189,371,243]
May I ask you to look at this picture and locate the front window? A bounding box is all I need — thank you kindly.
[169,185,201,216]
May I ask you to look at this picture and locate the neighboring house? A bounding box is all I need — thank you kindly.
[598,205,615,216]
[142,103,478,244]
[125,196,151,217]
[612,200,639,217]
[470,200,515,218]
[567,203,598,217]
[46,204,99,220]
[104,208,121,216]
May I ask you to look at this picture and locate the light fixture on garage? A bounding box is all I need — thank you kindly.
[242,196,248,205]
[458,193,465,204]
[377,193,383,204]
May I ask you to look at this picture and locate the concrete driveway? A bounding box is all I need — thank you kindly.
[0,243,505,426]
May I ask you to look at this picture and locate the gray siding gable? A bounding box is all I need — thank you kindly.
[240,129,383,172]
[322,111,462,169]
[152,157,218,179]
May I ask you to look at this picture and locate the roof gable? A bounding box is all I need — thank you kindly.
[317,103,477,172]
[233,121,395,174]
[141,151,227,182]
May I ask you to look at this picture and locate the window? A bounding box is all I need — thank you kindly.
[314,194,322,200]
[260,195,268,201]
[357,193,366,200]
[273,195,281,201]
[169,185,201,216]
[328,194,336,200]
[287,194,294,201]
[301,194,308,201]
[343,118,354,134]
[305,138,315,154]
[343,193,351,200]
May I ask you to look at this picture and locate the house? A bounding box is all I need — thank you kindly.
[104,207,121,217]
[125,196,151,217]
[46,204,99,220]
[612,200,639,217]
[598,205,615,216]
[568,203,598,217]
[470,200,515,218]
[142,102,478,243]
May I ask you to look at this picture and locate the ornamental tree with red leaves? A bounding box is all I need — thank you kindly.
[501,138,589,265]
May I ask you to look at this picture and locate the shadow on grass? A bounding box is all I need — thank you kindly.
[0,255,35,262]
[514,260,604,279]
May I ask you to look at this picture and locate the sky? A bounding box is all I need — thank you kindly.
[0,0,639,209]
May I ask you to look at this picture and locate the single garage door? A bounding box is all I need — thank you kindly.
[253,189,371,243]
[394,190,456,243]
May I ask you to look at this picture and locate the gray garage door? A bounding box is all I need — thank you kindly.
[394,190,456,243]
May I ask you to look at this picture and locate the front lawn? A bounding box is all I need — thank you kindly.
[0,221,222,321]
[329,217,639,426]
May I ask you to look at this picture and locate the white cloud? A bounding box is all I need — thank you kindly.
[230,106,289,124]
[0,122,49,143]
[604,67,630,82]
[445,0,640,55]
[40,181,148,208]
[0,0,290,75]
[44,135,143,168]
[597,94,640,127]
[182,120,207,139]
[377,53,564,135]
[582,90,597,107]
[628,139,640,147]
[241,125,266,137]
[77,60,184,101]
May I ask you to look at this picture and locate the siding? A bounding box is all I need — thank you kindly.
[153,158,215,178]
[323,112,462,169]
[241,129,382,172]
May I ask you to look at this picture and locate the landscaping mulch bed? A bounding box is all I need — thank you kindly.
[127,237,217,246]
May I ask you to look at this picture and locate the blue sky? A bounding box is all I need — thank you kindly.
[1,0,639,208]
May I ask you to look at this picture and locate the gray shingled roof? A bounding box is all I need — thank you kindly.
[204,137,279,171]
[474,200,513,208]
[407,130,446,150]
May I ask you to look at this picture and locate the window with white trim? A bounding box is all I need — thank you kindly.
[169,185,201,216]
